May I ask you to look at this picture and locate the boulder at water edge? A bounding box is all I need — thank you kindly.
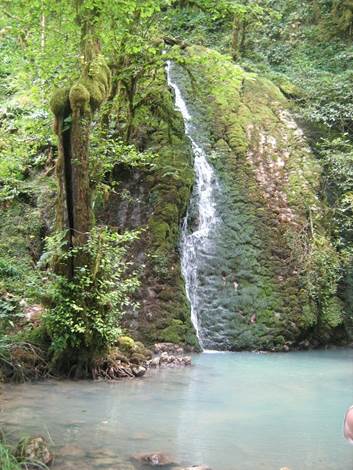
[16,435,53,466]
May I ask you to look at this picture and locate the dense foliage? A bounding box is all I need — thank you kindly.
[0,0,352,377]
[43,227,140,374]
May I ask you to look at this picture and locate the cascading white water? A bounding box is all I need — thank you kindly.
[166,61,218,350]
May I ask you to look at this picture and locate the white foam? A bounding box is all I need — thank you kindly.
[166,62,219,351]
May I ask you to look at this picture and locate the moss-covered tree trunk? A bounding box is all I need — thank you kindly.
[50,9,111,277]
[69,89,92,267]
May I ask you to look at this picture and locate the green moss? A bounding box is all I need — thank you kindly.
[117,335,135,352]
[49,87,71,117]
[276,79,305,99]
[50,55,111,120]
[99,62,196,348]
[134,341,152,359]
[176,46,344,349]
[69,83,90,114]
[149,220,170,246]
[80,54,111,111]
[159,319,187,344]
[128,353,144,364]
[321,297,344,328]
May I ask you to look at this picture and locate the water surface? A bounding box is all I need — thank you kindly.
[1,349,352,470]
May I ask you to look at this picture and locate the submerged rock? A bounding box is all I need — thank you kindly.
[131,365,147,377]
[133,451,176,466]
[59,444,85,459]
[86,449,136,469]
[55,462,93,470]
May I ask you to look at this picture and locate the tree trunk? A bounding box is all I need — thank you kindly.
[125,76,138,143]
[231,15,241,61]
[50,16,111,276]
[70,97,92,267]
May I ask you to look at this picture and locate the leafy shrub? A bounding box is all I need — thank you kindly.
[42,227,140,372]
[297,70,353,133]
[0,298,23,330]
[319,136,353,247]
[0,259,20,278]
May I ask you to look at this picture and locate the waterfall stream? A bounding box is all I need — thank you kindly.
[166,61,219,350]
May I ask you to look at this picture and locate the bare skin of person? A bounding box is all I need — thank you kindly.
[344,406,353,443]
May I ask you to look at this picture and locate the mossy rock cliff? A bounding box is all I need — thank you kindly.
[169,46,347,350]
[99,67,197,349]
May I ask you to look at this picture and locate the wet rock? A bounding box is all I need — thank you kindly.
[131,365,147,377]
[299,340,311,350]
[183,356,192,366]
[153,349,192,369]
[167,355,176,364]
[16,436,53,466]
[89,448,136,468]
[154,343,184,354]
[130,352,148,365]
[160,352,169,363]
[133,452,176,466]
[150,357,160,368]
[118,366,134,378]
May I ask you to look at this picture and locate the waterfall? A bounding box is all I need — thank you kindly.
[166,61,219,350]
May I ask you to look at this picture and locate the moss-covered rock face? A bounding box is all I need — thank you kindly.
[170,46,346,350]
[99,68,198,349]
